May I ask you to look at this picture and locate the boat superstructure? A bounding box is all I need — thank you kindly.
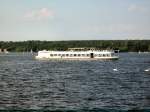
[35,48,119,60]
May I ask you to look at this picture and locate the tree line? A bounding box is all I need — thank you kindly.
[0,40,150,52]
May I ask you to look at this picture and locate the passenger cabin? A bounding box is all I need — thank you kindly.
[36,48,118,60]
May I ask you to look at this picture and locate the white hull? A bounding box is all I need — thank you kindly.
[35,57,119,60]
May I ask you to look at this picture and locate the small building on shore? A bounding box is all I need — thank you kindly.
[0,48,9,53]
[4,49,9,53]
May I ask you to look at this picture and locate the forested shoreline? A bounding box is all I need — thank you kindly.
[0,40,150,52]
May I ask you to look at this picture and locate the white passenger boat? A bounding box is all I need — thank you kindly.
[35,48,119,60]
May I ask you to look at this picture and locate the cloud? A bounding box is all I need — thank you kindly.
[24,8,55,21]
[128,4,147,12]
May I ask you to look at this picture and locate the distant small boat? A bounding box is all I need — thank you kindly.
[138,50,141,54]
[30,49,33,53]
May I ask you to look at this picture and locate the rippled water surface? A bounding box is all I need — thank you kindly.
[0,53,150,111]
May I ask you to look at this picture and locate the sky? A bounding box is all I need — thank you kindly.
[0,0,150,41]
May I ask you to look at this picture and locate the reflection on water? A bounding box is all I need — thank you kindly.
[0,53,150,111]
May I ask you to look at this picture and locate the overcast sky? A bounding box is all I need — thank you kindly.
[0,0,150,41]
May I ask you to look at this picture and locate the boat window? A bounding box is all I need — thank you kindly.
[62,54,65,56]
[87,54,89,57]
[103,54,105,57]
[74,54,76,56]
[99,54,102,57]
[54,54,57,56]
[70,54,73,57]
[50,54,53,56]
[78,54,81,56]
[94,54,97,57]
[107,54,110,57]
[66,54,69,56]
[82,54,85,56]
[58,54,61,56]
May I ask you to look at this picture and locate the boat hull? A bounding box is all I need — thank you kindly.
[35,56,119,60]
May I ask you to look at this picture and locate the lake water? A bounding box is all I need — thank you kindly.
[0,53,150,112]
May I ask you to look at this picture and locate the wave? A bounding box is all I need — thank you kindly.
[0,109,150,112]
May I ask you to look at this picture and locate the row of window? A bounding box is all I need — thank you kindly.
[49,54,111,57]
